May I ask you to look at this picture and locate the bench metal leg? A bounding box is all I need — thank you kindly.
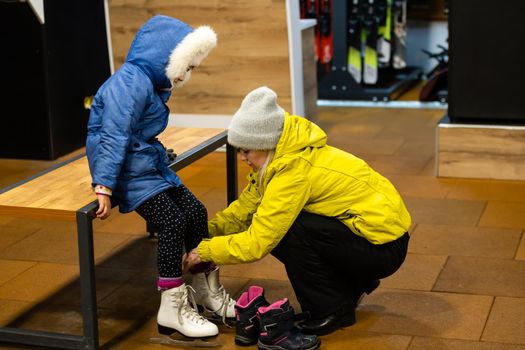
[76,209,99,350]
[0,209,99,349]
[146,221,158,238]
[0,327,85,349]
[226,144,238,204]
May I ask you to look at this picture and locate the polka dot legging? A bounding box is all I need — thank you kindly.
[135,185,208,277]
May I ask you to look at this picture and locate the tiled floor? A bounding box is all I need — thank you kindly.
[1,107,525,349]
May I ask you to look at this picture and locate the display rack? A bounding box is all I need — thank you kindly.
[317,0,421,101]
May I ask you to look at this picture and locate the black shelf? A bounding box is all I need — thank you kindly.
[316,0,421,102]
[319,66,421,101]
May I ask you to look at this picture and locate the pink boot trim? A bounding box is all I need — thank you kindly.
[236,285,264,308]
[258,298,288,314]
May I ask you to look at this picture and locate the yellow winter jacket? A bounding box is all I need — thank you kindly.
[197,114,411,265]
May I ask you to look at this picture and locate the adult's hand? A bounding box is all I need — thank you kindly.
[185,248,202,271]
[95,194,111,219]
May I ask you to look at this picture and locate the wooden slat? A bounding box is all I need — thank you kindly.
[0,127,224,221]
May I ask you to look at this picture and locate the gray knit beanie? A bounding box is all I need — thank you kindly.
[228,86,285,150]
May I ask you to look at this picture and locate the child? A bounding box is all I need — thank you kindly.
[185,86,411,336]
[86,15,234,340]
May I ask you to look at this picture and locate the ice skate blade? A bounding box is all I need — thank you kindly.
[150,334,220,348]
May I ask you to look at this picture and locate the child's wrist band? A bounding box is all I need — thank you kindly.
[95,192,111,196]
[94,185,112,196]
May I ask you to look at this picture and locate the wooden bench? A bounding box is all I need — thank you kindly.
[0,127,238,350]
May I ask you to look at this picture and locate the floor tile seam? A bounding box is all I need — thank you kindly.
[514,230,525,260]
[402,194,488,205]
[409,334,525,347]
[440,252,525,264]
[375,286,501,298]
[482,199,525,205]
[430,254,449,292]
[405,335,415,350]
[340,328,416,340]
[91,232,141,251]
[0,260,37,288]
[428,288,525,300]
[407,251,517,260]
[418,155,436,176]
[0,294,65,304]
[410,222,524,233]
[0,298,37,304]
[446,193,525,202]
[407,247,521,260]
[90,234,147,260]
[350,328,483,342]
[0,258,79,267]
[479,296,496,342]
[0,226,44,253]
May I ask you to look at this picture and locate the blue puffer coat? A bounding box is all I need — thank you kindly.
[86,16,194,213]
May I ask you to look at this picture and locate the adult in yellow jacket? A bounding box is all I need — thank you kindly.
[186,86,411,336]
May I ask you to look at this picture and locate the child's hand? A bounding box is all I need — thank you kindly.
[95,194,111,219]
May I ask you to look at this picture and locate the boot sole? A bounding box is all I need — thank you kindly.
[235,334,258,346]
[302,311,355,336]
[157,324,219,338]
[340,310,356,328]
[257,338,321,350]
[158,324,176,336]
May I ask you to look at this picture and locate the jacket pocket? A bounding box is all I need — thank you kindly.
[121,142,158,179]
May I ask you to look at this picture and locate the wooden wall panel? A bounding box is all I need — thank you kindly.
[437,125,525,181]
[108,0,291,115]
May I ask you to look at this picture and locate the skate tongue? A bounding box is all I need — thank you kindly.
[205,267,221,293]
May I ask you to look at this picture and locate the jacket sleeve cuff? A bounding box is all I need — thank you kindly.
[92,175,117,193]
[94,184,113,196]
[197,240,213,262]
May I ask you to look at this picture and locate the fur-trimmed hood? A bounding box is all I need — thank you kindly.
[125,15,217,90]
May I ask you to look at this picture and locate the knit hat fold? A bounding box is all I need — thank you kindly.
[228,87,285,150]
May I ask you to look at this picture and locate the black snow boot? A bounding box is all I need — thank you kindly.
[257,298,320,350]
[235,285,269,346]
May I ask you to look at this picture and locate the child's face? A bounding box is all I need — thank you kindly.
[171,66,195,89]
[239,149,269,172]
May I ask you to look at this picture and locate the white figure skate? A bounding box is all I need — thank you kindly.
[191,266,236,325]
[149,283,220,347]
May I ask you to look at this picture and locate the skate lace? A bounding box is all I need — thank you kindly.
[206,285,235,326]
[172,285,208,326]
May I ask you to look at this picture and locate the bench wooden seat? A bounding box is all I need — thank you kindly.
[0,127,230,220]
[0,126,238,350]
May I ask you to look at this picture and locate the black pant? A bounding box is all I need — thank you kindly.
[135,185,208,277]
[271,212,409,319]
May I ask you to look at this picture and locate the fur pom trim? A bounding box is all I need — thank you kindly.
[165,26,217,81]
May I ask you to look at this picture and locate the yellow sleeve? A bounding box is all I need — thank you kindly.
[199,163,310,265]
[207,172,260,237]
